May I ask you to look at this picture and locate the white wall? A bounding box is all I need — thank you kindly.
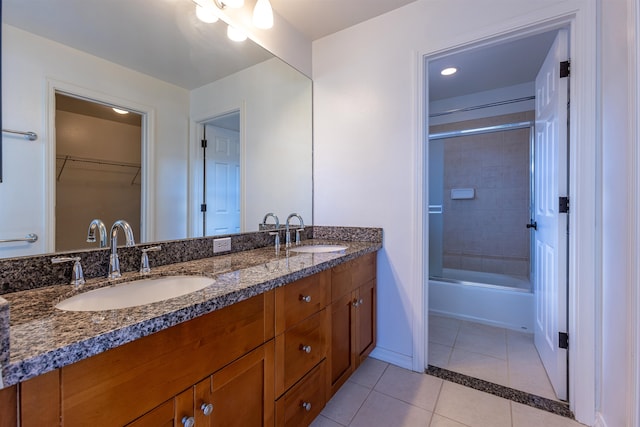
[312,1,615,424]
[1,25,190,256]
[598,0,636,425]
[190,58,312,233]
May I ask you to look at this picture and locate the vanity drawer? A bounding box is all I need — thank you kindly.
[275,360,326,427]
[275,270,329,334]
[275,309,328,395]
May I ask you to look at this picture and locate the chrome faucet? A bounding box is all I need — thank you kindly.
[86,218,108,248]
[285,213,304,248]
[262,212,280,230]
[108,220,135,279]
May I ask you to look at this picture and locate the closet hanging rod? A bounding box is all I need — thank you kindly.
[2,129,38,141]
[429,96,535,118]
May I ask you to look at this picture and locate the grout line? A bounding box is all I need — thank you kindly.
[425,365,574,419]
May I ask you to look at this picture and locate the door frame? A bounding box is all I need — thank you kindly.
[189,103,246,238]
[45,79,154,251]
[415,4,598,424]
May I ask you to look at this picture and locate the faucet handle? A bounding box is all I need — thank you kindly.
[51,256,85,287]
[140,246,162,274]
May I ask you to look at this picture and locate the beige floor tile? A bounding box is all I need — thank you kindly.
[429,414,469,427]
[455,323,507,360]
[348,357,389,389]
[448,348,509,386]
[349,390,432,427]
[428,342,452,368]
[508,354,558,400]
[434,381,511,427]
[429,315,460,347]
[374,364,443,411]
[511,402,587,427]
[321,381,371,426]
[310,414,346,427]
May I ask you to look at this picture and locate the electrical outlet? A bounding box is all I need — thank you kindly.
[213,237,232,253]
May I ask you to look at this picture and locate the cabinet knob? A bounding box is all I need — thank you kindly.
[359,298,364,305]
[182,416,195,427]
[301,401,312,412]
[352,299,360,307]
[300,344,312,354]
[201,402,214,416]
[300,295,312,303]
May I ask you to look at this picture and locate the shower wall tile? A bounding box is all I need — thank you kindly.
[433,112,532,277]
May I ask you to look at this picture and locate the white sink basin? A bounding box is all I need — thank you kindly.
[289,245,348,254]
[55,275,215,311]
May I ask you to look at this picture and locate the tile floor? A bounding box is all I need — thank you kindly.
[311,357,586,427]
[427,314,557,401]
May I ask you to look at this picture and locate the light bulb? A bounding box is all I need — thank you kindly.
[227,25,247,42]
[441,67,458,76]
[223,0,244,8]
[196,5,219,23]
[113,108,129,115]
[252,0,273,29]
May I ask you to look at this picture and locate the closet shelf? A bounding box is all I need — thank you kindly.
[56,154,141,185]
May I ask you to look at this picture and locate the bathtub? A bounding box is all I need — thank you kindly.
[429,269,534,331]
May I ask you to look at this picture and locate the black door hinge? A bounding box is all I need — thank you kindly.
[559,197,569,213]
[200,204,207,212]
[559,332,569,349]
[201,139,208,148]
[560,61,570,78]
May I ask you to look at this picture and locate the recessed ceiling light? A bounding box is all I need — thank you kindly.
[112,108,129,115]
[441,67,458,76]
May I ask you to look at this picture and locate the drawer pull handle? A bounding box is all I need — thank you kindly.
[300,344,312,354]
[300,295,312,303]
[182,416,195,427]
[301,401,312,411]
[201,402,214,416]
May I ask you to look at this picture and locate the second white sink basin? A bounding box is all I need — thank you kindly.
[55,275,215,311]
[289,245,348,254]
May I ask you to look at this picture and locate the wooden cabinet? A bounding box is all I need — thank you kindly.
[328,252,377,397]
[6,250,377,427]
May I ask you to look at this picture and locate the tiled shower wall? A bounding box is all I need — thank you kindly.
[432,112,533,278]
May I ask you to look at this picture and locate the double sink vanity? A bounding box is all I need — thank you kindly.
[0,226,381,426]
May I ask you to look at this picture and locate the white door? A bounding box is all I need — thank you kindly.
[205,124,240,236]
[533,30,569,401]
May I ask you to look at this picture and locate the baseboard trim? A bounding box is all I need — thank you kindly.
[369,347,413,371]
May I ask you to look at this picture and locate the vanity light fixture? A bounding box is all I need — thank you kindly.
[213,0,244,8]
[194,0,274,40]
[227,25,247,42]
[441,67,458,76]
[252,0,274,29]
[112,108,129,115]
[195,4,219,23]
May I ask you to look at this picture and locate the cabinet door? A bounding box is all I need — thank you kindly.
[127,400,175,427]
[328,292,356,396]
[0,384,17,427]
[355,279,376,363]
[211,341,274,427]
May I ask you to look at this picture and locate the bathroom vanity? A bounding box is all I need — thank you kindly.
[0,229,380,427]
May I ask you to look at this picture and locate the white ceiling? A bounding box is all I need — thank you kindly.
[270,0,419,41]
[3,0,559,100]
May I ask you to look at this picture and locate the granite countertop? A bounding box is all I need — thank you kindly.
[0,239,381,388]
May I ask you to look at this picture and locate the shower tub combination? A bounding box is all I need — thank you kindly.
[429,271,534,331]
[428,117,536,332]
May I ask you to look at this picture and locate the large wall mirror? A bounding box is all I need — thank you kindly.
[0,0,313,259]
